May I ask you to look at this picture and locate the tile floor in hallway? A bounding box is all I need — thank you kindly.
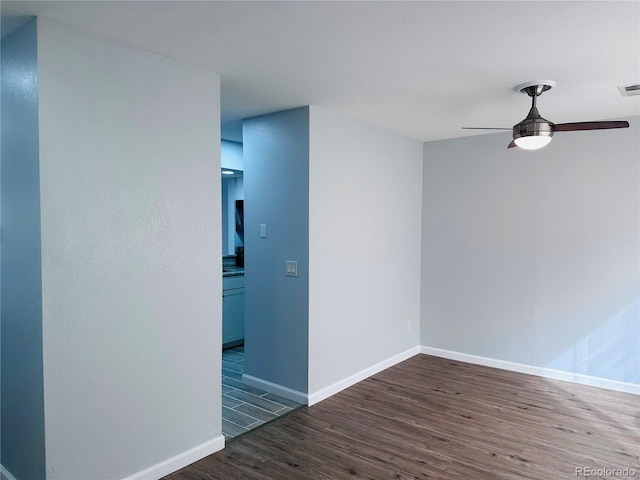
[222,345,304,441]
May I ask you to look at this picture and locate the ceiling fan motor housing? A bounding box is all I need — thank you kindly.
[513,113,554,141]
[513,107,553,140]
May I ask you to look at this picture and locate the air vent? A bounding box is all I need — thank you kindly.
[618,84,640,97]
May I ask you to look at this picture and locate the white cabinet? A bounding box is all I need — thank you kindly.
[223,275,244,347]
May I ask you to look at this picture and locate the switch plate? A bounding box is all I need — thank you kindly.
[260,224,267,238]
[285,260,298,277]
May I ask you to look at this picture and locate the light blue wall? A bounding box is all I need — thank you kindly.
[421,117,640,385]
[243,107,309,394]
[0,18,46,480]
[221,140,243,171]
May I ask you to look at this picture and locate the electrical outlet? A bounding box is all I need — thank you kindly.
[407,320,412,331]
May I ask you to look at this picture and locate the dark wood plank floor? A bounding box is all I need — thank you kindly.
[165,354,640,479]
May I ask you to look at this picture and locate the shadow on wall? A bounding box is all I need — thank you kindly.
[420,121,640,387]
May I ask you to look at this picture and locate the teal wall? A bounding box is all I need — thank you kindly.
[243,107,309,394]
[1,18,46,480]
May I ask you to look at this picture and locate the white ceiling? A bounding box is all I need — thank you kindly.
[3,1,639,143]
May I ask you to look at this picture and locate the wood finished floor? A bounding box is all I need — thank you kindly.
[166,354,640,479]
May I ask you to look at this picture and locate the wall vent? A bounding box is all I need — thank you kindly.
[618,84,640,97]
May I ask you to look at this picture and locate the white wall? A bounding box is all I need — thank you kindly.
[36,19,222,479]
[1,18,46,480]
[308,106,423,400]
[421,117,639,386]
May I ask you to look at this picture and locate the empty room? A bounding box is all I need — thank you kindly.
[1,1,638,479]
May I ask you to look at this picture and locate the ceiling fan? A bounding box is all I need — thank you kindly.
[463,81,630,150]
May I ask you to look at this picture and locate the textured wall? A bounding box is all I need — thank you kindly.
[308,106,423,395]
[36,19,222,479]
[0,18,46,480]
[421,118,639,384]
[243,107,309,394]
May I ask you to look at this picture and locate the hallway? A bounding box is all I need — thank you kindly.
[222,346,304,440]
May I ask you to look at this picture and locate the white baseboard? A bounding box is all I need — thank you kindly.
[307,346,422,406]
[242,374,309,405]
[420,346,640,395]
[1,465,17,480]
[122,434,225,480]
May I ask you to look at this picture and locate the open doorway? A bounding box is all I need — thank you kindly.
[221,138,305,441]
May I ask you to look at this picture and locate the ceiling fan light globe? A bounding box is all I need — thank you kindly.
[513,135,553,150]
[512,115,554,151]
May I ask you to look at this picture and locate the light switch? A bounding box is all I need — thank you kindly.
[260,224,267,238]
[285,260,298,277]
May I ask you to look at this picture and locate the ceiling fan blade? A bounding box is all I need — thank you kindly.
[507,140,517,148]
[554,120,629,132]
[462,127,512,130]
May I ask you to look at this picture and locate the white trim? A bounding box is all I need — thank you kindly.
[121,434,225,480]
[241,374,309,405]
[307,346,422,406]
[1,465,17,480]
[420,346,640,395]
